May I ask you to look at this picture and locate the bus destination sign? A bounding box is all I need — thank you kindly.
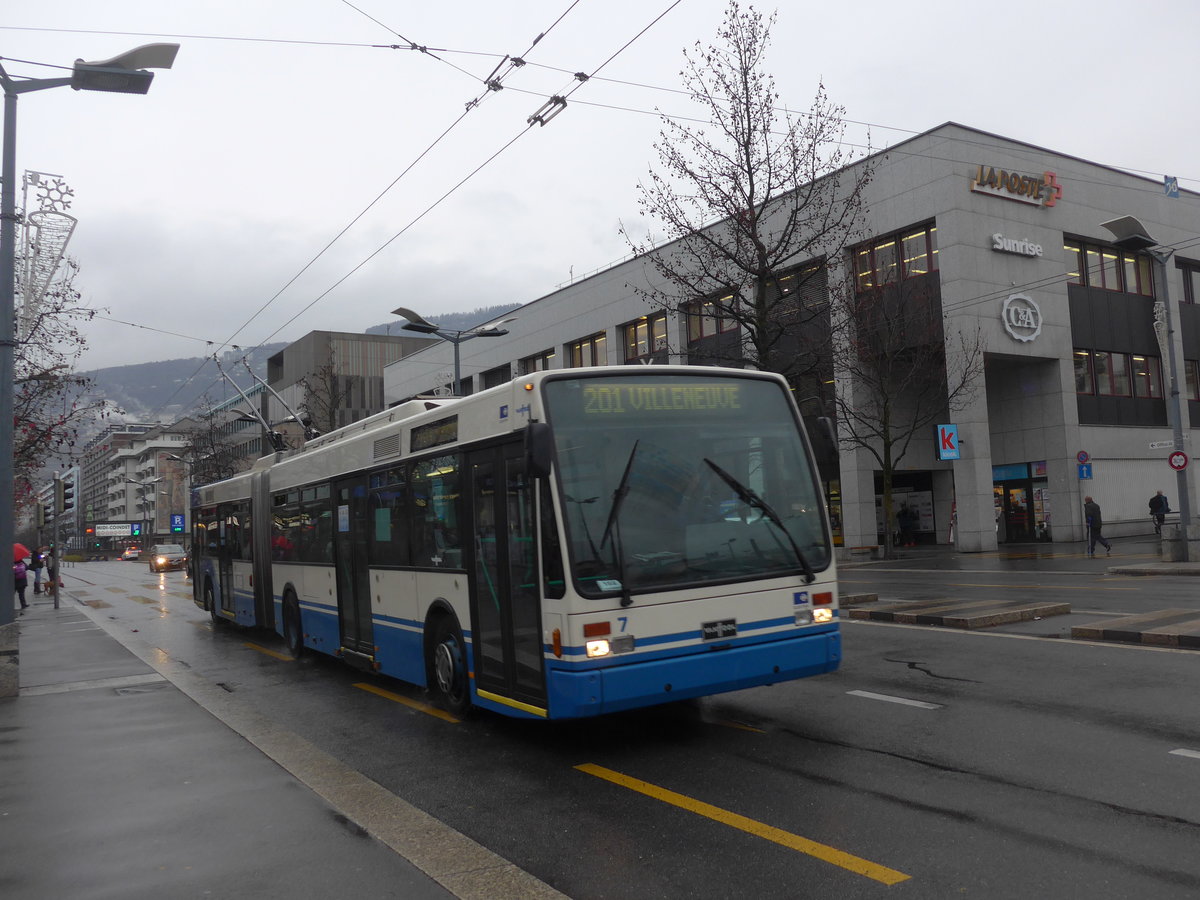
[583,383,742,415]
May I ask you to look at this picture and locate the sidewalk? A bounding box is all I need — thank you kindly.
[0,591,558,900]
[840,536,1200,575]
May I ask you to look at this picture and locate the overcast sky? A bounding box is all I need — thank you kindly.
[6,0,1198,373]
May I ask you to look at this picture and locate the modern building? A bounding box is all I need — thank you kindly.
[266,331,432,433]
[383,122,1200,553]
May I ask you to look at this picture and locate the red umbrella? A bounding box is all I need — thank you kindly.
[13,543,31,563]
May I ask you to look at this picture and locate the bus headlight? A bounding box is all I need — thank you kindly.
[795,609,812,625]
[813,608,833,623]
[586,639,610,658]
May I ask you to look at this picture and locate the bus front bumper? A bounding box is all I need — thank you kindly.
[546,628,840,719]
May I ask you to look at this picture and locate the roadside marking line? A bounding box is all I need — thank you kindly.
[575,763,910,885]
[1169,749,1200,760]
[353,682,460,723]
[847,690,942,710]
[711,719,766,733]
[244,642,293,662]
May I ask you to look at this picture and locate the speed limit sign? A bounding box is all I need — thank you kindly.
[1169,450,1189,471]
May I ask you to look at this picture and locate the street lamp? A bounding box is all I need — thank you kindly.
[1101,215,1191,560]
[126,478,161,544]
[392,306,514,396]
[0,44,179,645]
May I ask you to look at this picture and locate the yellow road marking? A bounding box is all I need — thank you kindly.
[575,763,910,885]
[353,682,460,724]
[244,642,293,662]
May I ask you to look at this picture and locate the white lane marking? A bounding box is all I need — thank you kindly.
[847,689,942,709]
[1169,749,1200,760]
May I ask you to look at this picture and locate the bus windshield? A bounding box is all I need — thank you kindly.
[542,372,830,598]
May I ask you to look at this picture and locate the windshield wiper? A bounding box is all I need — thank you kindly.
[600,441,639,607]
[703,458,816,584]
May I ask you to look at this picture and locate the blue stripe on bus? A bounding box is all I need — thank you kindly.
[553,614,818,657]
[551,621,839,666]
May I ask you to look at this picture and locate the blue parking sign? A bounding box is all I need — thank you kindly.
[170,514,185,533]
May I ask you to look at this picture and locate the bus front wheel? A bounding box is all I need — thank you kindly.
[283,593,305,658]
[430,617,470,715]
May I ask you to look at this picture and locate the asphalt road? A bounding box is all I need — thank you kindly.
[59,559,1200,898]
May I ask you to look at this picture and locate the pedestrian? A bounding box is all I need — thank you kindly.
[1083,495,1112,557]
[1148,490,1169,535]
[30,549,44,594]
[14,558,28,612]
[898,503,918,547]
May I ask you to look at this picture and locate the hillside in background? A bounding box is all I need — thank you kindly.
[82,304,522,423]
[82,344,286,424]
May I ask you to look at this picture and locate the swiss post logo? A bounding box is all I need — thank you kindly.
[970,165,1063,208]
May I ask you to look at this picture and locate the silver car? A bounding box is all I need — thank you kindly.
[148,544,187,573]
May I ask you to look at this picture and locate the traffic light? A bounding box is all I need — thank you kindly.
[60,478,75,513]
[54,477,64,514]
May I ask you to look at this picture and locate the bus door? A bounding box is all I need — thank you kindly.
[333,477,374,657]
[467,442,547,710]
[217,505,236,616]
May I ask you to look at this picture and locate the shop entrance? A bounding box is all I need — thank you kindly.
[992,462,1051,543]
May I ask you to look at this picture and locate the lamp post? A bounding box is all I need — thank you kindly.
[392,306,514,396]
[0,45,179,657]
[127,479,162,545]
[1101,215,1191,560]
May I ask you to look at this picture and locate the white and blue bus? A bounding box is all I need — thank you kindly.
[192,366,840,719]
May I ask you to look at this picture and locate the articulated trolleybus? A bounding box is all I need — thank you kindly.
[192,366,840,720]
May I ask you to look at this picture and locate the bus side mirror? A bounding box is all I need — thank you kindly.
[525,422,552,478]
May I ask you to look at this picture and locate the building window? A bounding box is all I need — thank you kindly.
[566,333,607,368]
[1064,239,1154,296]
[1080,349,1166,400]
[518,349,555,375]
[1179,261,1200,304]
[1131,355,1163,399]
[683,296,738,342]
[623,314,668,362]
[1073,349,1094,394]
[855,223,937,293]
[481,364,512,389]
[1093,351,1131,396]
[1186,360,1200,401]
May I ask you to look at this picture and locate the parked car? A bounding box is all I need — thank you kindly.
[148,544,188,573]
[120,548,140,561]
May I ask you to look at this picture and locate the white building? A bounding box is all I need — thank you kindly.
[384,123,1200,553]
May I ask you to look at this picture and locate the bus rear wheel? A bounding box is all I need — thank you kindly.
[205,582,222,626]
[430,617,470,715]
[283,593,305,658]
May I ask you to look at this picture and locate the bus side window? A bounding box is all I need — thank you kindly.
[540,483,565,599]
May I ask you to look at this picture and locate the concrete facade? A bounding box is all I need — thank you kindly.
[383,123,1200,552]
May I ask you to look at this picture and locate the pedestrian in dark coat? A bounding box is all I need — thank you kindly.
[1148,490,1169,535]
[14,559,28,611]
[1083,495,1112,557]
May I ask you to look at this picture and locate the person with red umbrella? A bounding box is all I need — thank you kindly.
[13,546,29,612]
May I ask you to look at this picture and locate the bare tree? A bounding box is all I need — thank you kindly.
[832,278,984,557]
[621,1,872,387]
[13,259,114,500]
[299,356,354,436]
[177,400,257,485]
